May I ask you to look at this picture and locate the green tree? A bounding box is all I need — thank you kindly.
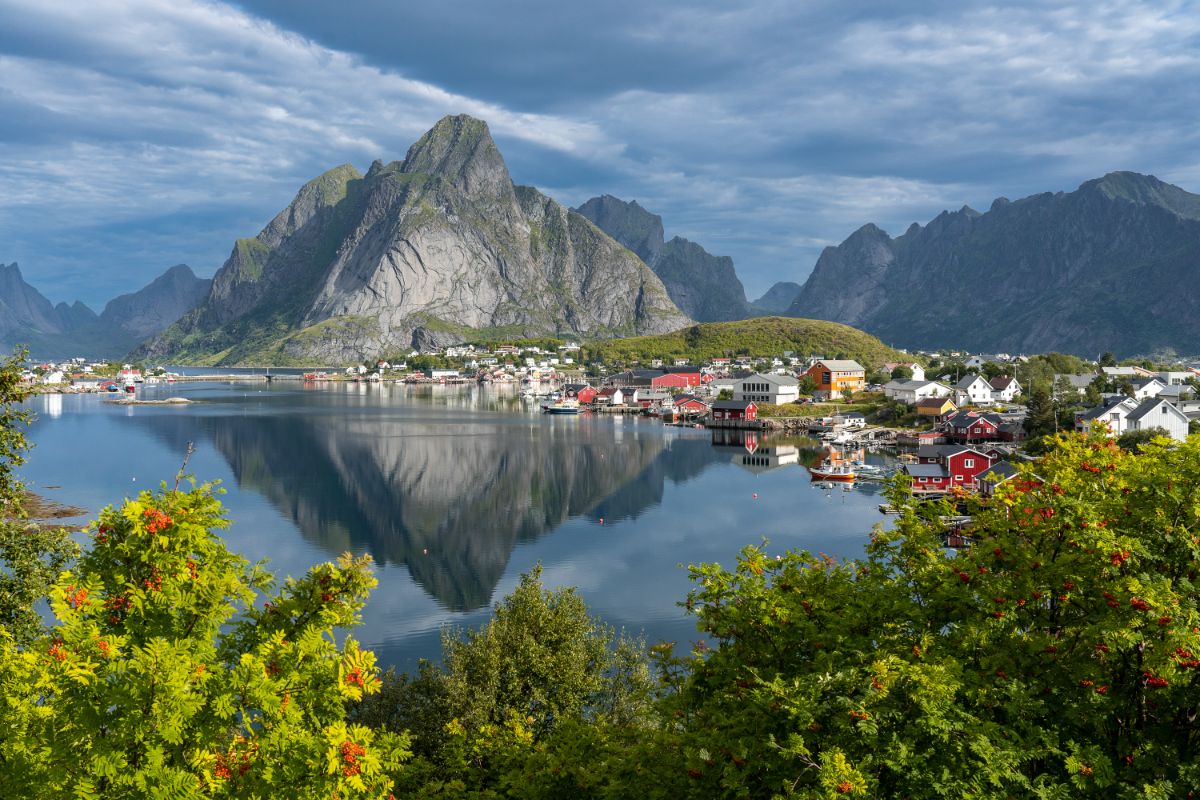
[665,433,1200,797]
[0,483,408,798]
[1099,351,1117,367]
[1115,427,1164,453]
[0,347,81,647]
[889,365,913,381]
[0,347,32,512]
[359,566,655,794]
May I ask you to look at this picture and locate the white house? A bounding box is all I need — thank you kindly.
[988,376,1022,403]
[883,380,952,404]
[953,374,994,406]
[884,362,925,382]
[1125,397,1190,441]
[1075,396,1138,436]
[1131,377,1166,400]
[734,373,800,405]
[41,370,65,384]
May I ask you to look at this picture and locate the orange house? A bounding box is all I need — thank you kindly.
[803,359,866,396]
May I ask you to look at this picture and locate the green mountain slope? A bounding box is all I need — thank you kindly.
[586,316,909,366]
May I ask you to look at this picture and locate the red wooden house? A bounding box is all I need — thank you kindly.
[651,372,694,390]
[711,400,757,421]
[674,394,710,415]
[903,444,995,493]
[944,410,1004,443]
[563,383,599,404]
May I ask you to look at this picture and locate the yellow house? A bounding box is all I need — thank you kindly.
[916,397,957,419]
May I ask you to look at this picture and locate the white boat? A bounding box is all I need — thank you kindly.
[543,399,583,415]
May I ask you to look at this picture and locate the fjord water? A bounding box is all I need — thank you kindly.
[22,382,889,671]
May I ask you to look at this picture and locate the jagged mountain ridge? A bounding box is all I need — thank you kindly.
[575,194,760,322]
[787,172,1200,356]
[137,115,690,365]
[1,262,211,359]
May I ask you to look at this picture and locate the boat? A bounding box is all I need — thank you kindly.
[543,399,583,415]
[808,459,856,482]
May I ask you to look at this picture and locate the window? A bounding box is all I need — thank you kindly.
[954,475,963,482]
[964,458,974,468]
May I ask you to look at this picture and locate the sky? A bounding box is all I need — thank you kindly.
[2,0,1200,308]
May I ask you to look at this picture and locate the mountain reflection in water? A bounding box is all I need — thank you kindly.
[127,392,739,611]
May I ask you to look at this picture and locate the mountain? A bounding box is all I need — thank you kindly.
[100,264,212,341]
[0,262,211,359]
[576,194,755,322]
[753,282,802,313]
[137,116,690,366]
[586,315,910,367]
[787,172,1200,357]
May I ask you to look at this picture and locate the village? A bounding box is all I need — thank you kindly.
[17,341,1200,501]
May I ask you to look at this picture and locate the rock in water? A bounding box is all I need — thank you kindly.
[137,115,690,365]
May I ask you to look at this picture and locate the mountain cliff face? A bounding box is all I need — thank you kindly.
[138,116,690,365]
[100,264,212,341]
[752,281,802,313]
[1,262,210,359]
[787,172,1200,356]
[575,194,755,322]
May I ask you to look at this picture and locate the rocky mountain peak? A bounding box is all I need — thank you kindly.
[575,195,665,265]
[1082,171,1200,220]
[399,114,512,200]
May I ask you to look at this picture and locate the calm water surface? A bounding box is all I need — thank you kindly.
[21,381,893,672]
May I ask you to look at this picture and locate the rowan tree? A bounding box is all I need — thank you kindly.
[0,482,409,799]
[665,431,1200,798]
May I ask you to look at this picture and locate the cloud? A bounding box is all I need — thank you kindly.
[2,0,1199,305]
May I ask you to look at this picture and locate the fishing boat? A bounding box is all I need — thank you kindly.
[543,399,583,415]
[808,459,856,482]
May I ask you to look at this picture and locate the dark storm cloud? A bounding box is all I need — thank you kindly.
[2,0,1199,306]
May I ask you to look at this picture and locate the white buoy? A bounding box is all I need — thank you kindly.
[752,492,758,499]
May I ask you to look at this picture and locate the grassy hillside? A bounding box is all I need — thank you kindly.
[585,316,911,367]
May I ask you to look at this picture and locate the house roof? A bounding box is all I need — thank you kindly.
[1056,373,1096,389]
[945,410,1002,428]
[815,359,865,372]
[905,463,948,478]
[1127,398,1187,423]
[916,397,955,409]
[989,376,1019,390]
[982,461,1020,481]
[675,394,709,405]
[713,400,756,410]
[740,372,799,387]
[1076,396,1136,421]
[954,374,990,390]
[885,379,942,391]
[563,383,592,392]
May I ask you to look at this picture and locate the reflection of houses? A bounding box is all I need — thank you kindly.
[709,429,800,474]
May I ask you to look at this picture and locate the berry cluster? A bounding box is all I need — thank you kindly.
[142,507,173,533]
[340,740,367,777]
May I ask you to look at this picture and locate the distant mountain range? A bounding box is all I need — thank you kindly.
[135,115,690,365]
[0,263,210,359]
[788,172,1200,357]
[8,115,1194,364]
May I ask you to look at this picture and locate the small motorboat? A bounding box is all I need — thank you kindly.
[808,459,856,482]
[543,399,583,415]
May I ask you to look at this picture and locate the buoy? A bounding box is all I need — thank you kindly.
[752,493,758,499]
[599,518,605,524]
[422,548,428,555]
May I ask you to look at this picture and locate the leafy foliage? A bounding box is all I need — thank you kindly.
[0,483,409,798]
